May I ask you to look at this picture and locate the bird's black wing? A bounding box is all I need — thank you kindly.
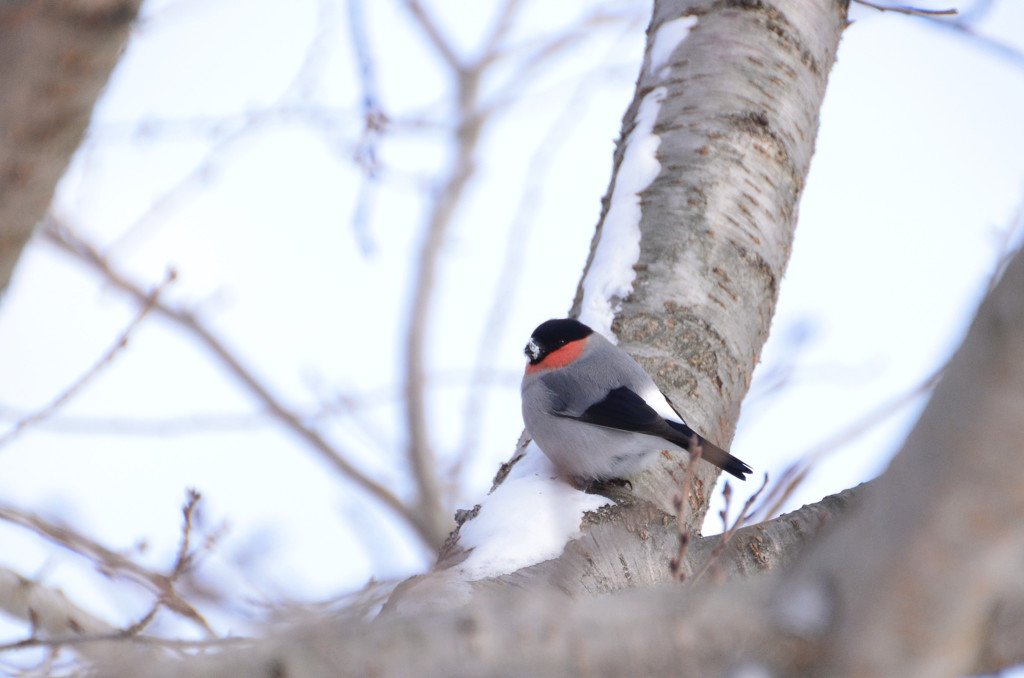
[562,386,753,480]
[567,386,673,437]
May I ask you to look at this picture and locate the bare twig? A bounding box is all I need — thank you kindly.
[87,105,365,143]
[42,219,440,549]
[0,408,273,435]
[119,600,163,639]
[0,368,521,436]
[404,0,463,71]
[284,0,338,101]
[108,1,350,258]
[481,6,644,114]
[401,140,477,541]
[669,439,702,581]
[122,489,209,636]
[0,269,173,449]
[853,0,957,16]
[0,504,210,634]
[173,489,203,578]
[718,481,734,535]
[479,0,524,60]
[926,20,1024,71]
[104,119,259,256]
[857,0,1024,72]
[400,0,507,544]
[347,0,386,254]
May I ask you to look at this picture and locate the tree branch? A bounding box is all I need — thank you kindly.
[783,239,1024,676]
[400,0,519,546]
[468,482,864,599]
[0,566,115,659]
[0,0,142,297]
[403,0,463,71]
[0,502,208,633]
[42,220,439,550]
[0,269,171,448]
[852,0,956,16]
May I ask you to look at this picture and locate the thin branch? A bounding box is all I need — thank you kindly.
[670,441,701,581]
[0,270,173,449]
[717,480,733,535]
[284,0,338,101]
[103,118,262,257]
[0,408,273,435]
[0,504,209,634]
[108,1,353,257]
[853,0,957,16]
[478,0,524,61]
[0,368,520,437]
[87,105,365,142]
[402,134,476,542]
[400,1,501,543]
[858,0,1024,72]
[347,0,386,254]
[403,0,463,71]
[122,489,210,636]
[173,489,202,579]
[482,7,644,114]
[42,219,440,550]
[347,0,381,118]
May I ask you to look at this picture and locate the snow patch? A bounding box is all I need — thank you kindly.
[650,15,698,80]
[578,87,667,341]
[455,443,611,581]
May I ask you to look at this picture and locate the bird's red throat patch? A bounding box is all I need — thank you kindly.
[526,337,587,374]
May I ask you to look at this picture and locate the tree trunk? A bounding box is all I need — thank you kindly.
[572,0,847,532]
[0,0,142,297]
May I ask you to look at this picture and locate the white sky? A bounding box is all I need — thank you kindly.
[1,0,1023,649]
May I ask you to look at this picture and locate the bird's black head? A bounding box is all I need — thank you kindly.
[524,318,594,365]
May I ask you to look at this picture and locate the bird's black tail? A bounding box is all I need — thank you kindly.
[665,420,752,480]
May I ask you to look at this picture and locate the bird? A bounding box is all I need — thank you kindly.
[521,318,751,487]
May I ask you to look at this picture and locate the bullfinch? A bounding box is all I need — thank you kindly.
[521,318,752,486]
